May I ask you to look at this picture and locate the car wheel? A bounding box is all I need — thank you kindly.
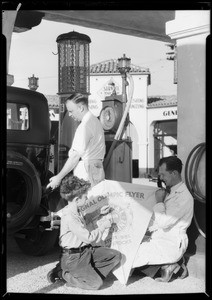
[7,151,42,233]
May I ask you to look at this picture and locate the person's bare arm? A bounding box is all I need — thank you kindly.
[47,150,80,189]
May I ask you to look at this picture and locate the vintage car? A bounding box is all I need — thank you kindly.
[6,85,61,256]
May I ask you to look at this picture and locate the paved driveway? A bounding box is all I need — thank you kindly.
[5,236,206,296]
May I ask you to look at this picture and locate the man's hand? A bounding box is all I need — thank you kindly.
[155,188,167,203]
[50,215,61,229]
[46,175,62,190]
[97,214,113,231]
[101,218,112,230]
[100,205,111,215]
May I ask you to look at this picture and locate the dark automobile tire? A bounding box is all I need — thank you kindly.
[7,151,42,233]
[14,227,59,256]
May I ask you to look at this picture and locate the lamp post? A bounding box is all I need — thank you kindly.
[28,74,39,91]
[117,54,131,111]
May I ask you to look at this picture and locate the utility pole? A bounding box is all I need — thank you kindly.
[166,43,177,84]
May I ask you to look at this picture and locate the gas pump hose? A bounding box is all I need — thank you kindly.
[104,73,134,170]
[184,142,206,238]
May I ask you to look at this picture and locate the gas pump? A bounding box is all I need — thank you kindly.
[56,31,91,172]
[100,55,134,183]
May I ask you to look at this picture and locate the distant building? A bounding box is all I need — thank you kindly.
[147,95,177,177]
[46,59,177,177]
[46,95,59,121]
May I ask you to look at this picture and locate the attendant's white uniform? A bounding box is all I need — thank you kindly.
[68,111,105,187]
[132,182,194,267]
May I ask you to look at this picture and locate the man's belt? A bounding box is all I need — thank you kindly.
[62,244,91,254]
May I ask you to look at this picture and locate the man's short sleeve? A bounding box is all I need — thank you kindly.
[70,124,91,157]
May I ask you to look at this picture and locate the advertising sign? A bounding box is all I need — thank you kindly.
[80,179,157,285]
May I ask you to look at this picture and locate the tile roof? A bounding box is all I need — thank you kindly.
[147,95,177,108]
[90,59,150,74]
[45,94,178,109]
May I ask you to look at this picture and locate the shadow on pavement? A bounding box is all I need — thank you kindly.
[6,236,60,279]
[33,280,66,294]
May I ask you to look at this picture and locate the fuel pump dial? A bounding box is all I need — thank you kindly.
[99,97,123,133]
[100,106,116,131]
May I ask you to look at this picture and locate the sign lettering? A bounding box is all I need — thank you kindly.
[82,179,157,285]
[163,110,177,116]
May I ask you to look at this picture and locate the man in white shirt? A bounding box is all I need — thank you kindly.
[46,93,106,284]
[47,93,106,189]
[132,156,194,282]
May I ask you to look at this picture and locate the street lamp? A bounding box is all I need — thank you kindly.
[28,74,39,91]
[117,54,131,109]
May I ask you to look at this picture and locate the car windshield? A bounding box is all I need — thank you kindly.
[7,103,29,130]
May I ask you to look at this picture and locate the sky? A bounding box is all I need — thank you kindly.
[9,19,177,96]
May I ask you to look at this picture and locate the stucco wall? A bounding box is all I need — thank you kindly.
[177,34,206,167]
[166,11,209,191]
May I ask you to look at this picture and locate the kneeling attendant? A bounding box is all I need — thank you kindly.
[56,175,122,290]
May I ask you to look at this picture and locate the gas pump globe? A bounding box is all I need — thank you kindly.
[56,31,91,172]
